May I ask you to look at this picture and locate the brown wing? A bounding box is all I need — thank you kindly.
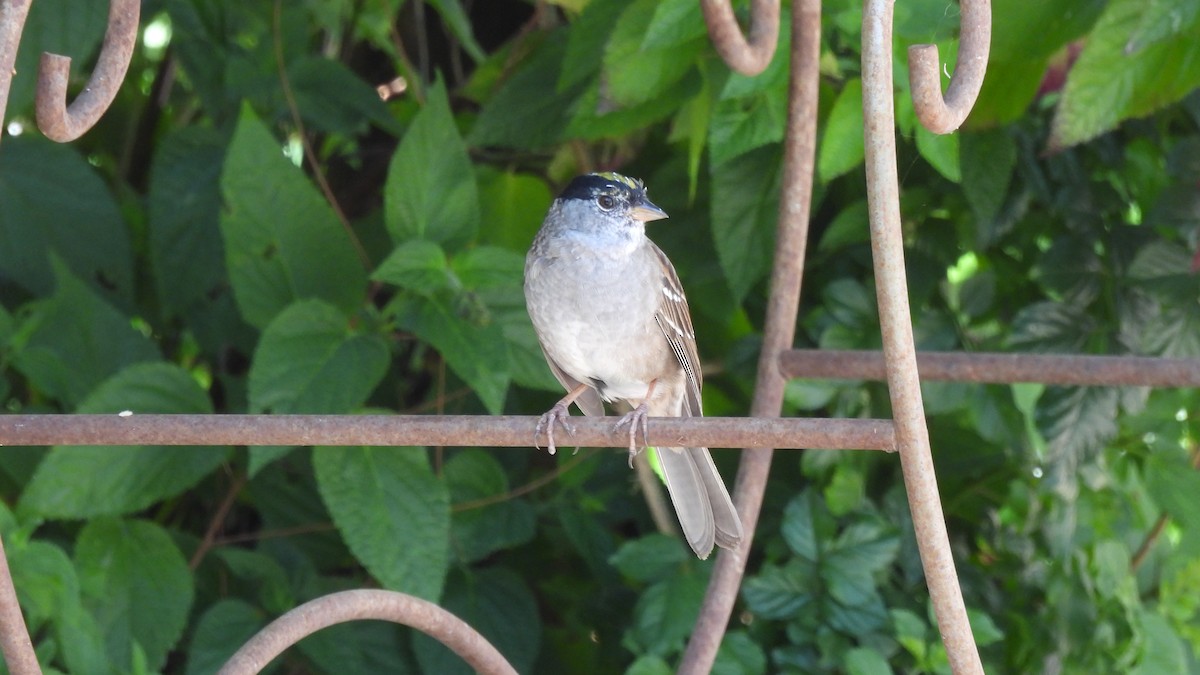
[539,346,606,417]
[648,242,703,417]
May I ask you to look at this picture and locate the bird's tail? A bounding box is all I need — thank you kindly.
[654,444,743,559]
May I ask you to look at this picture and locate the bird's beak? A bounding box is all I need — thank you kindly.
[631,198,668,222]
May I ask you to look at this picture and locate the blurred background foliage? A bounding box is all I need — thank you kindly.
[0,0,1199,672]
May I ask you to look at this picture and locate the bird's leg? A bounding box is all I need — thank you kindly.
[535,383,589,455]
[615,379,658,468]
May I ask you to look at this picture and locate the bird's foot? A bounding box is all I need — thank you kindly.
[535,401,576,456]
[614,402,651,468]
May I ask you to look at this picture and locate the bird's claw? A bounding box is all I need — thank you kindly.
[535,401,576,455]
[614,403,651,468]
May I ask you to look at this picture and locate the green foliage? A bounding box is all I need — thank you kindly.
[0,0,1198,672]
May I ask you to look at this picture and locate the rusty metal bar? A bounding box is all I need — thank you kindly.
[908,0,990,133]
[0,0,34,141]
[0,415,896,451]
[218,590,518,675]
[680,0,822,672]
[862,0,983,671]
[34,0,139,141]
[700,0,780,76]
[0,536,38,675]
[781,350,1200,387]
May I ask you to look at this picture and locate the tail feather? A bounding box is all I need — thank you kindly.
[655,445,743,558]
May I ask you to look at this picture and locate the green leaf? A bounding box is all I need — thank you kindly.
[817,200,871,252]
[75,518,194,672]
[10,261,160,408]
[184,600,265,675]
[390,294,510,413]
[844,647,894,675]
[412,568,541,675]
[710,83,788,168]
[609,534,690,583]
[642,0,708,49]
[781,492,820,561]
[915,125,961,182]
[603,0,703,107]
[1145,451,1200,531]
[818,79,866,183]
[475,167,554,252]
[248,299,389,413]
[741,561,814,620]
[299,620,415,674]
[712,631,767,675]
[9,540,78,629]
[627,655,673,675]
[711,144,783,302]
[471,31,585,149]
[147,128,228,316]
[1131,610,1188,675]
[1008,301,1093,352]
[626,572,709,654]
[824,464,866,516]
[385,79,479,247]
[1035,386,1120,480]
[1050,0,1200,149]
[1126,240,1200,357]
[960,129,1017,228]
[313,446,450,600]
[446,450,536,563]
[827,522,900,574]
[20,363,226,519]
[0,137,132,304]
[220,104,367,328]
[425,0,485,62]
[212,548,294,613]
[373,240,453,296]
[561,0,629,91]
[286,56,403,135]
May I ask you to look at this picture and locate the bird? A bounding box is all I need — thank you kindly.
[523,172,743,559]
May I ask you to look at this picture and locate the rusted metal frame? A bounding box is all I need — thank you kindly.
[0,414,896,451]
[0,536,37,675]
[908,0,991,133]
[862,0,985,672]
[0,0,34,139]
[679,0,823,672]
[781,350,1200,387]
[217,590,518,675]
[35,0,140,141]
[700,0,781,76]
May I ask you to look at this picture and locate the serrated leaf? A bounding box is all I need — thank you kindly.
[0,137,132,304]
[220,105,367,327]
[712,631,767,675]
[627,655,674,675]
[741,561,814,620]
[845,647,893,675]
[313,446,450,600]
[1050,0,1200,150]
[626,573,709,655]
[1008,301,1093,353]
[75,518,194,672]
[446,450,536,563]
[818,79,866,182]
[915,125,961,182]
[1126,240,1200,357]
[148,128,228,316]
[10,261,159,408]
[412,568,540,675]
[20,363,226,519]
[385,79,479,247]
[711,144,783,302]
[560,0,629,91]
[299,620,415,674]
[1035,386,1120,481]
[710,84,788,167]
[248,299,389,413]
[642,0,708,49]
[8,540,78,629]
[184,600,265,675]
[1145,451,1200,530]
[475,167,554,252]
[827,522,901,574]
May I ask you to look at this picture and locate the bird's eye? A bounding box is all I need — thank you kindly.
[597,195,616,211]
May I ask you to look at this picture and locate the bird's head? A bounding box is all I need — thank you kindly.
[550,173,668,241]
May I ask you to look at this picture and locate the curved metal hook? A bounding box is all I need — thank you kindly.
[701,0,781,76]
[907,0,991,134]
[35,0,139,142]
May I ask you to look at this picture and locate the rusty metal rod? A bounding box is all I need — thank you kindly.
[218,590,518,675]
[781,350,1200,387]
[908,0,990,133]
[863,0,983,671]
[700,0,780,76]
[0,0,35,146]
[681,0,823,671]
[0,415,896,451]
[0,535,38,675]
[35,0,139,141]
